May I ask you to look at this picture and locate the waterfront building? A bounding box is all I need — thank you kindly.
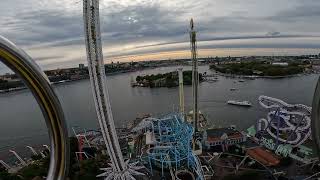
[202,127,246,151]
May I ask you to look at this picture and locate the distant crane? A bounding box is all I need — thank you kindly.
[83,0,145,179]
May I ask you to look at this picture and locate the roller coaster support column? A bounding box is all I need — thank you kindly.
[311,76,320,158]
[0,160,11,170]
[190,18,199,132]
[9,150,27,166]
[178,68,185,114]
[27,146,38,156]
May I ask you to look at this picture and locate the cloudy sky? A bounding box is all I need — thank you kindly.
[1,0,320,70]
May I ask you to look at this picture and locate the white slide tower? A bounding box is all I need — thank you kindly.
[83,0,145,179]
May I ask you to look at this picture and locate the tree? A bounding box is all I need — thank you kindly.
[18,163,48,179]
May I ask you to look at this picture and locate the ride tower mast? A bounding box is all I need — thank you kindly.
[190,18,199,132]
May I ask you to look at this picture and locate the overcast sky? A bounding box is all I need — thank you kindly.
[1,0,320,70]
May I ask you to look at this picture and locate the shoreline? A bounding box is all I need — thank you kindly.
[211,71,311,79]
[0,65,173,94]
[0,65,315,94]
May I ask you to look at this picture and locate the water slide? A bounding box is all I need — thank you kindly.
[258,95,312,147]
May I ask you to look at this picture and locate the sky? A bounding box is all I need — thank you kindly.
[1,0,320,71]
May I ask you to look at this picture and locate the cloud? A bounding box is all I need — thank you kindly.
[1,0,320,70]
[268,0,320,22]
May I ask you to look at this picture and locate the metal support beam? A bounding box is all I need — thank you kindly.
[26,146,38,156]
[312,76,320,158]
[0,160,11,170]
[9,150,27,166]
[190,18,199,132]
[43,145,50,152]
[178,68,184,114]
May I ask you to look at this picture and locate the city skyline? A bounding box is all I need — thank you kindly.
[1,0,320,71]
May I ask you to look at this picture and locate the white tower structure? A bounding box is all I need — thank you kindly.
[26,146,38,156]
[9,150,27,166]
[83,0,145,179]
[178,68,185,114]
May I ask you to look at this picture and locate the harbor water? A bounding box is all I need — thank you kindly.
[0,65,318,162]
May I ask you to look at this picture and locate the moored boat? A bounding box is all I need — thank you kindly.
[227,100,252,107]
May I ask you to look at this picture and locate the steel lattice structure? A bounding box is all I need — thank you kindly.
[83,0,145,179]
[132,113,204,179]
[190,19,199,132]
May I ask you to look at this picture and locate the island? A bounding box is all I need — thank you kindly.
[134,70,203,88]
[209,61,306,77]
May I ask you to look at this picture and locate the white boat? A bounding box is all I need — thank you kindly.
[227,100,252,107]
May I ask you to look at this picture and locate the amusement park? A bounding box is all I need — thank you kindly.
[0,0,320,180]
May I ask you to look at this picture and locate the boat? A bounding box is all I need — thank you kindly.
[230,88,238,91]
[131,82,139,87]
[227,100,252,107]
[238,79,245,82]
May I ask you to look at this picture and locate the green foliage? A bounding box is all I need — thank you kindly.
[17,156,50,179]
[0,166,20,180]
[0,79,8,83]
[210,62,304,76]
[0,171,20,180]
[68,136,81,178]
[136,70,203,87]
[70,159,102,180]
[19,162,48,179]
[0,80,24,90]
[80,159,99,175]
[8,137,108,180]
[136,76,142,82]
[31,154,42,161]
